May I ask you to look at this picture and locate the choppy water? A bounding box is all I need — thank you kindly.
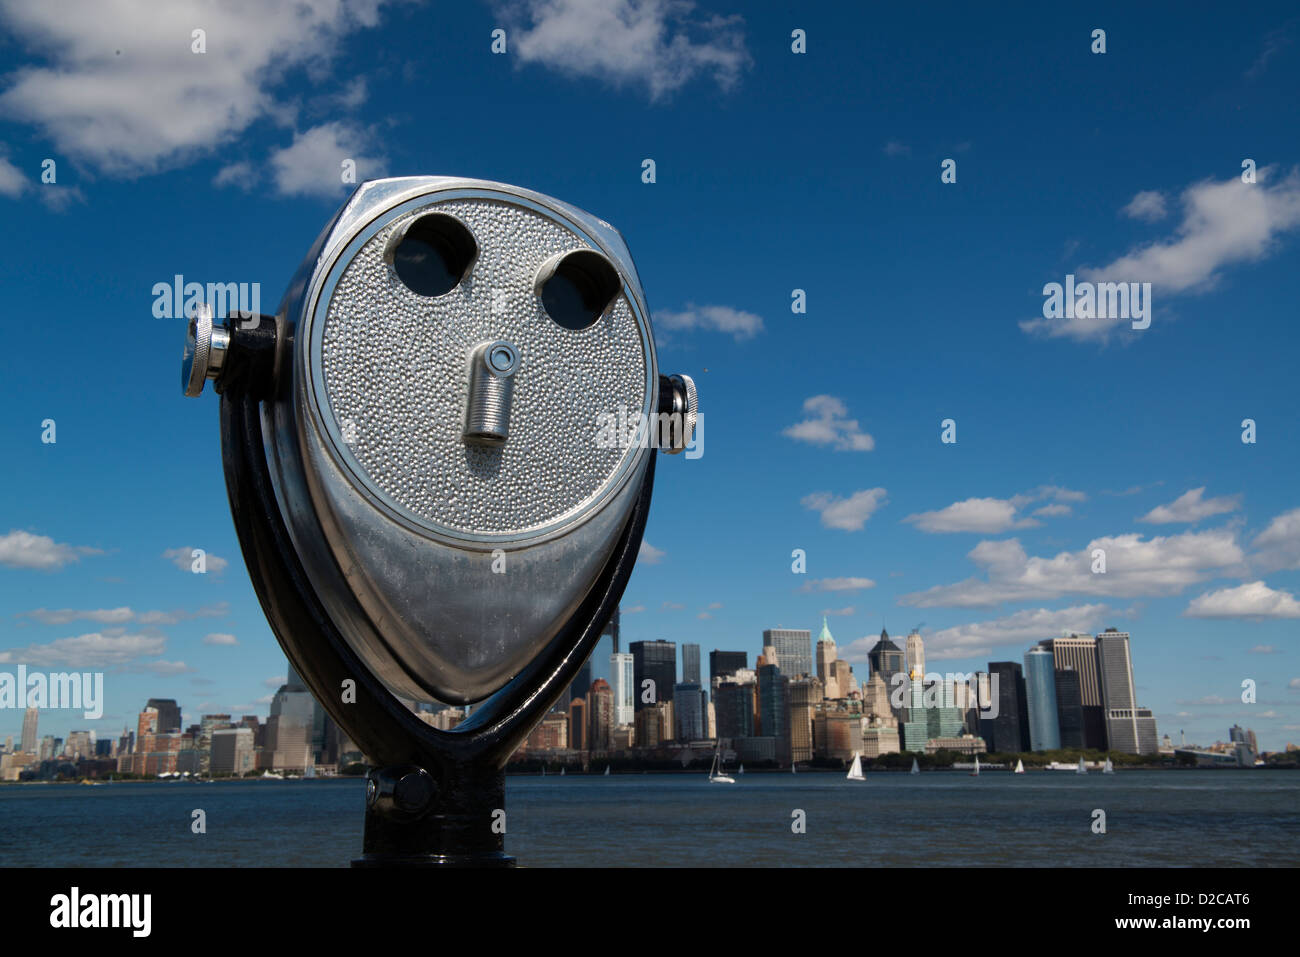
[2,770,1296,867]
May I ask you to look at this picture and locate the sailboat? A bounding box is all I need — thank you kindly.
[604,765,610,776]
[1102,757,1114,774]
[847,752,866,782]
[910,757,920,775]
[560,766,565,776]
[738,763,744,775]
[969,754,980,777]
[709,740,735,784]
[1076,756,1088,775]
[541,766,546,776]
[1013,759,1025,774]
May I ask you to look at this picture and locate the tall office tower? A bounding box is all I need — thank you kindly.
[1229,725,1257,767]
[210,727,257,775]
[815,618,837,693]
[630,640,677,712]
[21,707,38,754]
[867,628,905,683]
[905,629,926,680]
[901,663,929,752]
[587,679,614,752]
[980,662,1030,753]
[568,658,594,710]
[1022,647,1061,751]
[863,672,895,726]
[714,681,756,738]
[674,682,705,741]
[610,652,635,726]
[569,698,587,752]
[145,699,182,734]
[762,628,813,678]
[603,607,621,654]
[829,659,858,700]
[1053,667,1086,748]
[788,676,823,763]
[709,650,748,685]
[1095,629,1158,754]
[265,682,314,771]
[757,663,790,758]
[924,676,965,741]
[1040,635,1106,749]
[682,644,702,685]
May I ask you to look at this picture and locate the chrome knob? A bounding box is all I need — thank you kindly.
[661,373,698,454]
[181,303,230,397]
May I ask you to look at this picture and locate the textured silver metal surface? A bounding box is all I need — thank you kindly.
[314,197,647,542]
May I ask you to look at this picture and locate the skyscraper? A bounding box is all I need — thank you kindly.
[1095,629,1158,754]
[630,640,676,712]
[815,618,836,689]
[682,644,701,685]
[265,682,314,771]
[709,650,747,684]
[867,628,905,684]
[569,698,587,752]
[788,676,822,762]
[610,652,634,726]
[145,698,182,734]
[981,662,1030,753]
[905,629,925,679]
[21,707,38,754]
[587,679,614,752]
[757,663,789,761]
[714,681,756,738]
[762,628,812,678]
[1022,646,1061,751]
[674,682,705,740]
[1040,635,1106,749]
[1054,667,1086,749]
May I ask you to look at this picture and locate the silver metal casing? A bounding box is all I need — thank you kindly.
[264,177,658,703]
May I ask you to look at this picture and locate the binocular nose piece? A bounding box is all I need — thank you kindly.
[463,339,520,447]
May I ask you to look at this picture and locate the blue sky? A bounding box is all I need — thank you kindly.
[1,2,1297,750]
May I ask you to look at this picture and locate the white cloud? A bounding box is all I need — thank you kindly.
[697,611,712,620]
[802,488,888,532]
[655,303,763,340]
[162,547,228,574]
[1184,581,1300,620]
[900,527,1246,608]
[0,0,388,175]
[0,529,101,570]
[0,151,27,197]
[1249,645,1276,654]
[1121,190,1167,222]
[1139,487,1240,524]
[621,603,646,613]
[905,497,1039,534]
[1021,168,1300,342]
[22,602,228,625]
[782,395,874,451]
[1083,168,1300,293]
[131,659,195,676]
[821,606,855,617]
[213,160,255,190]
[924,604,1112,661]
[1251,507,1300,571]
[882,140,910,156]
[202,633,240,646]
[0,630,167,667]
[1033,503,1072,517]
[637,541,664,565]
[1290,678,1300,690]
[802,577,875,593]
[494,0,751,100]
[269,121,386,199]
[262,675,287,688]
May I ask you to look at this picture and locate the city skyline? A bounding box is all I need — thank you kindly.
[1,3,1297,753]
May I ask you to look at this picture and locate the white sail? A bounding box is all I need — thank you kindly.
[847,752,865,781]
[604,765,610,775]
[1076,756,1087,774]
[1014,759,1024,774]
[738,763,744,774]
[971,754,980,776]
[1103,757,1114,774]
[709,739,735,783]
[910,757,919,775]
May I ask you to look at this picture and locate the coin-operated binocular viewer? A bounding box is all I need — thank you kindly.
[180,177,698,865]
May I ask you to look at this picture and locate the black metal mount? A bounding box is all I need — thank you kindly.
[216,316,655,866]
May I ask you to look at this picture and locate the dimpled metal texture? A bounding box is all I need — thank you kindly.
[317,198,647,539]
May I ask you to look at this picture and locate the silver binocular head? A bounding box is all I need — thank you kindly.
[183,176,697,705]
